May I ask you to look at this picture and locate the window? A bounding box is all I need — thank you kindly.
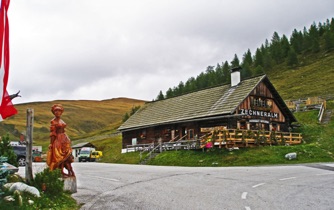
[251,96,272,109]
[140,130,146,139]
[240,121,246,129]
[188,129,194,139]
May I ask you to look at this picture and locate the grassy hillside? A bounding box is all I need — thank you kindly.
[0,98,146,151]
[268,51,334,100]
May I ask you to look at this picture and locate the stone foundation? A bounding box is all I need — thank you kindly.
[63,176,77,193]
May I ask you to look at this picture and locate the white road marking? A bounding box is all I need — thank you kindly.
[279,177,296,181]
[241,192,248,199]
[252,183,265,188]
[85,175,120,182]
[245,206,251,210]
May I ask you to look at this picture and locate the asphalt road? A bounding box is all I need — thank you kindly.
[19,162,334,210]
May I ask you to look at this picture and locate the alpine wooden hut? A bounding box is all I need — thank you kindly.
[118,67,301,149]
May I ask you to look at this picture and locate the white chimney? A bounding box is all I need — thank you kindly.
[230,67,241,87]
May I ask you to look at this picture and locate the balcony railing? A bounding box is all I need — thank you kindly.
[200,129,302,149]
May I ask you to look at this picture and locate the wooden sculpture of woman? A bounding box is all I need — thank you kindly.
[47,104,75,177]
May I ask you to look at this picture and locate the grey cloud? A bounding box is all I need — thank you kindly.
[6,0,334,104]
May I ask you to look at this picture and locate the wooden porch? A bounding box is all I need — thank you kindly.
[126,129,303,153]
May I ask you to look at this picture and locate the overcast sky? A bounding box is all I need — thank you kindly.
[7,0,334,104]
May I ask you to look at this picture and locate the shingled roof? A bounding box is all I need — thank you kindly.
[118,74,295,131]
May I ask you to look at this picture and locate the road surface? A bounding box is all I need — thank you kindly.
[19,162,334,210]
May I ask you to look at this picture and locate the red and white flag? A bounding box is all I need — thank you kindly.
[0,0,17,121]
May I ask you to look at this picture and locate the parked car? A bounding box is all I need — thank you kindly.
[12,146,44,166]
[32,149,43,162]
[90,151,103,161]
[13,145,26,166]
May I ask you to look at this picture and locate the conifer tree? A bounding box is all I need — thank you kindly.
[156,90,165,101]
[177,81,185,95]
[184,77,196,93]
[122,112,130,122]
[0,135,17,167]
[254,65,264,75]
[166,87,174,98]
[270,32,283,64]
[231,54,240,67]
[241,62,252,78]
[215,63,224,84]
[324,30,334,50]
[196,72,208,89]
[290,29,303,54]
[287,47,298,67]
[254,48,263,67]
[205,66,216,86]
[242,49,253,66]
[303,26,312,51]
[309,23,320,52]
[281,35,290,58]
[222,61,230,83]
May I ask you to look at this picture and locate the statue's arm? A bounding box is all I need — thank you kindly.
[49,121,57,148]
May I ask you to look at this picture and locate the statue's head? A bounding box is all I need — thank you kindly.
[51,104,64,114]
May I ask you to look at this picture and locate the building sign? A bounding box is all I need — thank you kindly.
[249,119,270,124]
[240,109,279,119]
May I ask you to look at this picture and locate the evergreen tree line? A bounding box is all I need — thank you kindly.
[155,18,334,101]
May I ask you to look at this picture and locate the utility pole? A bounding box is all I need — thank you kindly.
[25,109,34,183]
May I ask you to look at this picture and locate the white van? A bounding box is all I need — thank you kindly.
[78,147,95,162]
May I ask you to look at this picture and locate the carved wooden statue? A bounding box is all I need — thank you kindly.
[47,104,75,177]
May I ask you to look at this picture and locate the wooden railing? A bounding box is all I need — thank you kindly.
[200,129,302,149]
[176,134,188,142]
[126,143,154,153]
[162,140,198,150]
[318,102,326,123]
[141,143,160,161]
[169,135,179,142]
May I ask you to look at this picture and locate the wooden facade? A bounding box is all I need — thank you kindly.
[236,81,288,131]
[118,73,299,149]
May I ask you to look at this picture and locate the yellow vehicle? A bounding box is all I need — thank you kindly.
[90,151,103,161]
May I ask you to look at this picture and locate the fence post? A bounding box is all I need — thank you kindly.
[159,138,162,153]
[25,109,34,184]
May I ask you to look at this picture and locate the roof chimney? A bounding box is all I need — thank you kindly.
[230,67,241,87]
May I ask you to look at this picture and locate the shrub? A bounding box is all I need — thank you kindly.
[32,168,64,197]
[0,134,17,167]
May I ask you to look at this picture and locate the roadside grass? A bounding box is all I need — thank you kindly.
[0,192,79,210]
[148,144,332,167]
[91,134,141,164]
[1,169,79,210]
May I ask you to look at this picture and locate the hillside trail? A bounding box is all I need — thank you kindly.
[321,109,332,124]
